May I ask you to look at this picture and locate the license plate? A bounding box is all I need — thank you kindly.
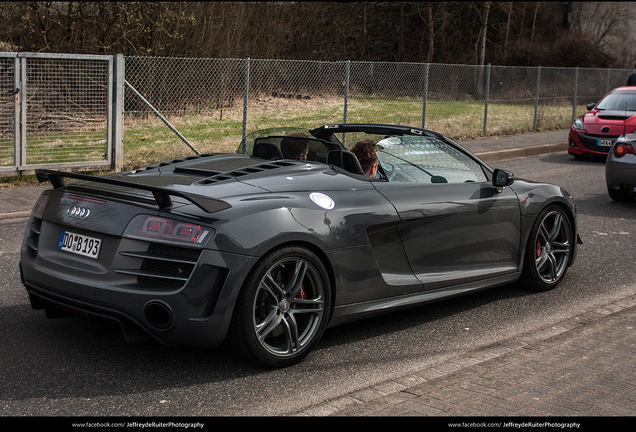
[597,139,613,147]
[57,230,102,259]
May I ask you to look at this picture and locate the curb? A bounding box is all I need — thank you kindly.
[291,293,636,416]
[0,211,31,221]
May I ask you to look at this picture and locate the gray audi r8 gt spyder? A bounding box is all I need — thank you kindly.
[605,133,636,202]
[20,124,580,367]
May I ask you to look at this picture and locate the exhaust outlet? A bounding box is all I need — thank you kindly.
[144,301,173,330]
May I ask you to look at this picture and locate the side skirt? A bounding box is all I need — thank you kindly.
[327,272,521,327]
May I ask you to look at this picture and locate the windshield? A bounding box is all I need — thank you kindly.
[239,126,488,184]
[376,135,487,184]
[596,90,636,111]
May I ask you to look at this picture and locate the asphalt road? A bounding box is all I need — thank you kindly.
[1,151,634,417]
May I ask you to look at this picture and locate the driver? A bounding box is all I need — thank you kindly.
[281,133,309,161]
[350,139,379,177]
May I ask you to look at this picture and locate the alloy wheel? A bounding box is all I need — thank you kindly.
[533,210,572,284]
[252,256,325,358]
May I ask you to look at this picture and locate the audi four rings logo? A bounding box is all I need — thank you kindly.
[67,206,91,219]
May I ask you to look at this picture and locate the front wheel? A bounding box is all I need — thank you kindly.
[229,246,331,367]
[521,205,573,291]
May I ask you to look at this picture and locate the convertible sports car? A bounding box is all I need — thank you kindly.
[568,86,636,158]
[20,123,580,367]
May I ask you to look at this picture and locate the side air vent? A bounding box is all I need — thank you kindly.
[24,218,43,259]
[116,243,202,290]
[195,160,299,185]
[598,114,633,121]
[172,167,224,177]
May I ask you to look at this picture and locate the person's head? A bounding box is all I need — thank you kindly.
[350,139,379,177]
[281,133,309,160]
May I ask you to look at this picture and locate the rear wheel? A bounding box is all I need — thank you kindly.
[229,246,330,367]
[521,205,573,291]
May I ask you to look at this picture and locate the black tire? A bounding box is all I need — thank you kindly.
[608,187,635,202]
[521,205,573,291]
[229,246,331,367]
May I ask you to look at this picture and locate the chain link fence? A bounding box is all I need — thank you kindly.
[123,56,634,169]
[2,53,634,175]
[123,57,350,167]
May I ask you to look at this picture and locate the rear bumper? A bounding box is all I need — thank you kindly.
[20,242,257,348]
[606,157,636,192]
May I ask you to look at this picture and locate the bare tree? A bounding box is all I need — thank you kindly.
[416,2,452,63]
[476,1,491,65]
[0,1,621,68]
[503,2,513,60]
[529,1,540,47]
[416,2,435,63]
[571,1,636,67]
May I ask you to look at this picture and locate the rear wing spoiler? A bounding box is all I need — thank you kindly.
[35,169,232,214]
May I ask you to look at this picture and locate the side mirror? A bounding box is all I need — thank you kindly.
[492,169,514,188]
[586,103,596,111]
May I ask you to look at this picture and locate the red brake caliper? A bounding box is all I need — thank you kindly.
[288,271,307,302]
[298,286,307,300]
[535,238,542,259]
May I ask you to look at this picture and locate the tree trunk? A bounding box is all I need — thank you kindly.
[477,1,491,66]
[503,2,512,60]
[427,2,434,62]
[529,2,541,65]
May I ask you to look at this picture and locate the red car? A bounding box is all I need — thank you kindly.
[568,86,636,158]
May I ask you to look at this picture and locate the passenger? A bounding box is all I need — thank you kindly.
[281,133,309,161]
[350,139,379,177]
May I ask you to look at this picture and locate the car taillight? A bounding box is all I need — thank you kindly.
[124,215,212,245]
[614,143,635,158]
[32,194,49,219]
[143,217,173,236]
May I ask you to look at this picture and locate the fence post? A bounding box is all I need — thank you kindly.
[572,67,578,124]
[483,63,491,136]
[12,55,21,170]
[242,55,250,145]
[421,63,429,129]
[112,54,124,172]
[342,59,350,145]
[606,68,610,94]
[18,55,26,170]
[533,65,541,131]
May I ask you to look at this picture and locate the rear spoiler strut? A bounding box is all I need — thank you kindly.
[35,169,232,214]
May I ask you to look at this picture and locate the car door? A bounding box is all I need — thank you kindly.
[373,136,521,290]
